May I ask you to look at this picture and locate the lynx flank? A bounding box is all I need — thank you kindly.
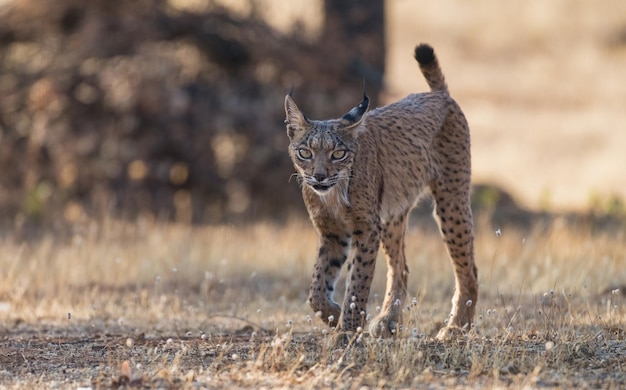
[285,44,477,339]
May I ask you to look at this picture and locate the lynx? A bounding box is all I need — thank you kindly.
[284,44,477,339]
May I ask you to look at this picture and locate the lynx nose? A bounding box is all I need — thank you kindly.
[313,173,326,183]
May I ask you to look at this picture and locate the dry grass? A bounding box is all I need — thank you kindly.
[1,215,625,388]
[1,1,626,388]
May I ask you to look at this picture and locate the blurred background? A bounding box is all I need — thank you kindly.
[0,0,625,230]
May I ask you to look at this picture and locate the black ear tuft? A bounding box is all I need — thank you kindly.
[415,44,435,65]
[341,94,369,125]
[362,78,367,99]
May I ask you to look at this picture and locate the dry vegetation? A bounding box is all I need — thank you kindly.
[1,215,625,388]
[1,0,626,389]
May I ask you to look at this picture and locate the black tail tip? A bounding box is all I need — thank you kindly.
[414,44,435,65]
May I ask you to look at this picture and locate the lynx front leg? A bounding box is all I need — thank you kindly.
[431,178,478,339]
[369,214,409,337]
[339,224,380,332]
[308,232,350,327]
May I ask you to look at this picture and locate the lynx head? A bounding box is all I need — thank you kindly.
[284,93,369,197]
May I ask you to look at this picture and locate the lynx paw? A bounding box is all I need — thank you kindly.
[435,325,466,341]
[308,298,341,328]
[368,314,400,338]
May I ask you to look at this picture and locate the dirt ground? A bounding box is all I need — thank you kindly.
[2,301,626,389]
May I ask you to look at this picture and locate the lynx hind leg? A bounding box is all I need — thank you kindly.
[369,213,409,338]
[308,232,351,327]
[431,178,478,339]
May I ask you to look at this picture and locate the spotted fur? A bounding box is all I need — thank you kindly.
[285,43,477,339]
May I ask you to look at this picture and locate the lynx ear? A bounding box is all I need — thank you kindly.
[340,93,369,129]
[284,95,309,139]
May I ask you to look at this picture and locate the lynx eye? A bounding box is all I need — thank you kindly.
[297,148,313,160]
[330,149,348,161]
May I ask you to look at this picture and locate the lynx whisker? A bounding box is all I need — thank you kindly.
[288,173,305,187]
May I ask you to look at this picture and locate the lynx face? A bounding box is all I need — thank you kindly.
[289,123,355,195]
[285,94,369,197]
